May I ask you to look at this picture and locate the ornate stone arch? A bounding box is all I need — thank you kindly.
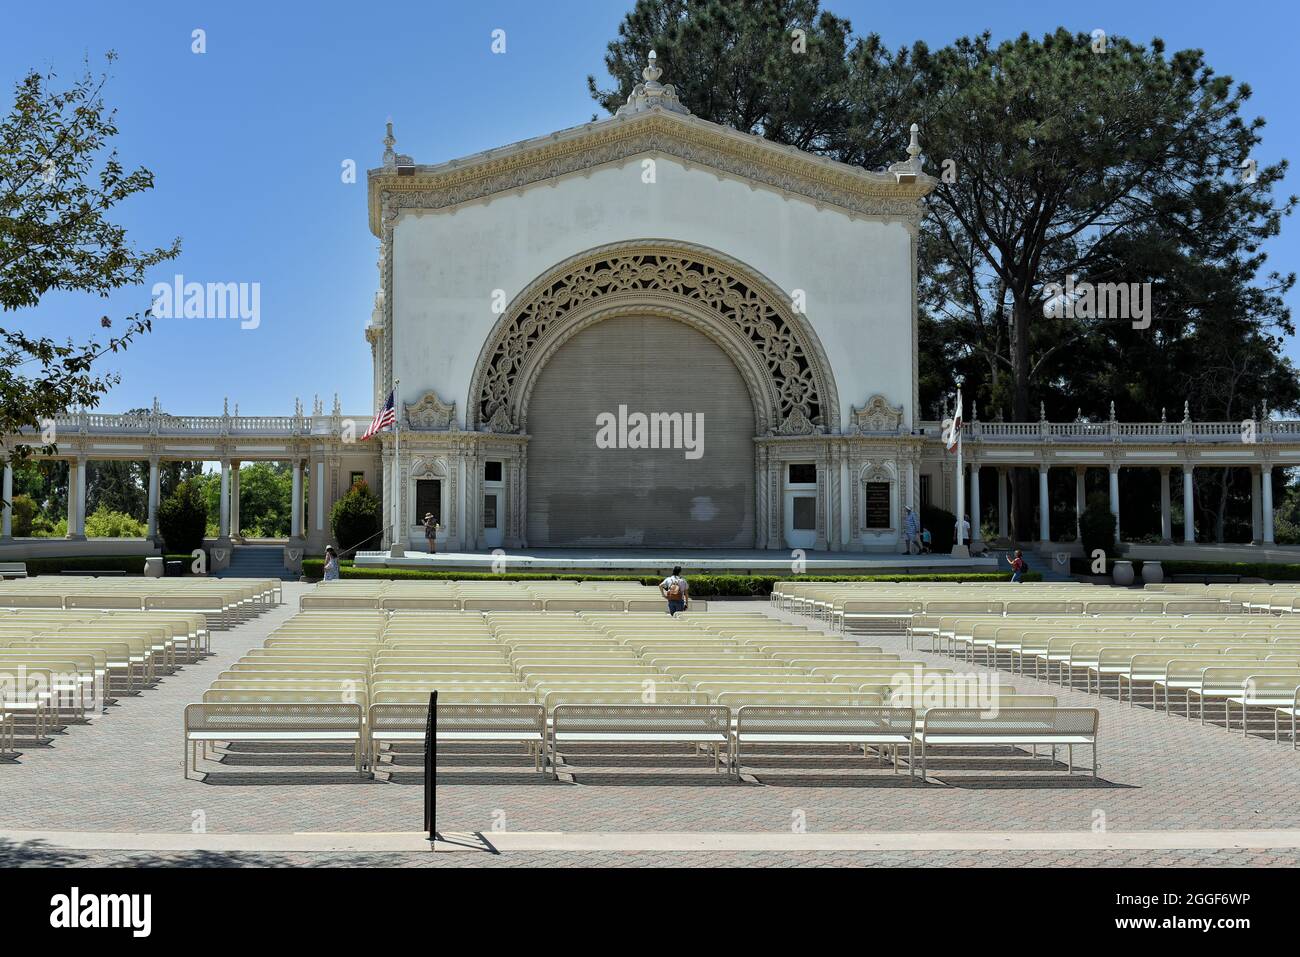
[467,241,840,434]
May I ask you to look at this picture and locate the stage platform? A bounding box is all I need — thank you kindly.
[353,547,1000,576]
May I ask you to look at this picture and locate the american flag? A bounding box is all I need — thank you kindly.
[362,389,396,440]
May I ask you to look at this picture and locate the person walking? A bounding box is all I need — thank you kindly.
[659,565,689,615]
[954,514,971,548]
[423,512,439,555]
[1007,549,1028,583]
[323,546,340,582]
[903,505,921,554]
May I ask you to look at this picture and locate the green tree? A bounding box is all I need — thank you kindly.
[84,504,146,538]
[593,5,1298,541]
[1,54,179,472]
[236,462,292,537]
[9,492,35,535]
[155,478,207,554]
[330,480,381,555]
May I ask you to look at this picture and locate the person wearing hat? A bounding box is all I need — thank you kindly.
[903,504,921,554]
[423,512,440,554]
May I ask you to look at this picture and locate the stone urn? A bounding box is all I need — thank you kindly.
[1141,560,1164,585]
[1111,560,1135,586]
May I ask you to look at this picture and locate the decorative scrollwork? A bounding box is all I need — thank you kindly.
[476,250,828,432]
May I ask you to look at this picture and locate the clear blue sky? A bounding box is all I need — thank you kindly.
[4,0,1298,416]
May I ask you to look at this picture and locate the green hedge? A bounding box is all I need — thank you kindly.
[22,556,150,577]
[1070,557,1300,582]
[300,560,1030,595]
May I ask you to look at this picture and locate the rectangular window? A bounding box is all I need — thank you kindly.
[792,496,816,530]
[484,461,503,483]
[787,463,816,485]
[864,482,891,529]
[349,471,365,488]
[920,474,931,508]
[484,494,498,529]
[416,479,441,525]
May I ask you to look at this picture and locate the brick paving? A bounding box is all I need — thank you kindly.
[2,584,1298,866]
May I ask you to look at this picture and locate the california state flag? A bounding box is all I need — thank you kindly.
[943,390,963,452]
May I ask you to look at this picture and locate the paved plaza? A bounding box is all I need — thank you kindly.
[3,583,1299,866]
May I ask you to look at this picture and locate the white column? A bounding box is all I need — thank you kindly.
[1182,465,1195,543]
[218,460,231,539]
[74,456,88,537]
[996,467,1008,539]
[315,461,325,532]
[969,464,981,542]
[1038,465,1051,543]
[1075,467,1087,542]
[146,458,160,540]
[230,462,241,539]
[1262,465,1275,545]
[1108,464,1121,544]
[1251,468,1263,544]
[1159,467,1172,543]
[65,459,79,538]
[1,462,12,538]
[290,460,303,539]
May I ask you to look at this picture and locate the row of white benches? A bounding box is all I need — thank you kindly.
[182,701,1100,780]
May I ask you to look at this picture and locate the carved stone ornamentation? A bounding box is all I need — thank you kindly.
[849,394,905,434]
[484,406,517,434]
[772,408,817,436]
[404,392,459,431]
[474,247,830,433]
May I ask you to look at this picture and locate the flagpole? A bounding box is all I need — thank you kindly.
[952,386,969,557]
[389,378,404,558]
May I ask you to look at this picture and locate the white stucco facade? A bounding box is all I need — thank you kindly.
[389,157,916,434]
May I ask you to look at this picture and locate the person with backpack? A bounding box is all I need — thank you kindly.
[659,565,689,615]
[1007,549,1029,583]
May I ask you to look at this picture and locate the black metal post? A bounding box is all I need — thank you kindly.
[424,689,437,840]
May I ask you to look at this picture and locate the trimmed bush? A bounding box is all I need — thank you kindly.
[23,556,149,576]
[10,493,36,536]
[330,480,382,555]
[84,506,148,538]
[1078,500,1116,564]
[298,562,1033,592]
[156,479,208,554]
[921,504,957,553]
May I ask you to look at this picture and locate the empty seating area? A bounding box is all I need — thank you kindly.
[299,579,703,612]
[838,583,1300,748]
[187,602,1095,781]
[0,607,211,758]
[0,576,280,628]
[0,579,282,761]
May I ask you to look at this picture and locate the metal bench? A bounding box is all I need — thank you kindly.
[183,702,364,779]
[549,704,730,779]
[913,707,1100,778]
[732,705,917,777]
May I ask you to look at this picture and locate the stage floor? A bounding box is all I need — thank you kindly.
[354,547,1000,575]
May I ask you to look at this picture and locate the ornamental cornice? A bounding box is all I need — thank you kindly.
[367,110,935,234]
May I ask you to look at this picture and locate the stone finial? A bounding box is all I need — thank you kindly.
[1109,400,1116,422]
[233,403,239,417]
[1039,401,1046,421]
[1183,400,1191,423]
[616,49,691,117]
[1076,407,1082,422]
[222,397,229,416]
[332,393,341,416]
[1263,400,1270,421]
[152,396,160,414]
[382,120,396,169]
[971,400,978,422]
[1161,407,1167,423]
[889,122,925,179]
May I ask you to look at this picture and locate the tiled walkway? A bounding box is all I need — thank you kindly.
[3,584,1297,866]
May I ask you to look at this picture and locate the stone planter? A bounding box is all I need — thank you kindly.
[1111,560,1135,586]
[143,556,164,578]
[1141,560,1163,585]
